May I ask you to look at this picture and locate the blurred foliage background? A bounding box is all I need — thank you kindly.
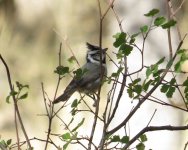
[0,0,188,149]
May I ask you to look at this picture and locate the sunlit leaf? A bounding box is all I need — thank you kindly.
[162,19,177,29]
[140,25,148,33]
[144,8,159,17]
[154,16,166,26]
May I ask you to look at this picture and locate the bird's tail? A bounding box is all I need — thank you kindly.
[53,87,76,104]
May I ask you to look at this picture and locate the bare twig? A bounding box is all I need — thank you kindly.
[44,43,62,150]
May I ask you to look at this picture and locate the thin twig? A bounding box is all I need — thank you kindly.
[0,55,32,149]
[123,125,188,149]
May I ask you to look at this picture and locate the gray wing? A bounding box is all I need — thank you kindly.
[75,63,106,88]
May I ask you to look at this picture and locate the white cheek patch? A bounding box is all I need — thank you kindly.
[87,50,99,55]
[87,54,106,67]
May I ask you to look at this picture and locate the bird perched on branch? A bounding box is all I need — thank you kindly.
[53,42,107,104]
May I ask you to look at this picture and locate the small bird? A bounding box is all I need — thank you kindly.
[53,42,107,104]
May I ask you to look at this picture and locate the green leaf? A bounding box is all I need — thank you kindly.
[183,78,188,86]
[71,99,78,108]
[170,78,176,85]
[143,79,153,91]
[136,143,145,150]
[140,25,148,33]
[72,118,85,132]
[166,86,175,98]
[177,49,186,55]
[134,84,142,98]
[68,56,77,63]
[111,67,123,77]
[6,95,11,103]
[111,135,121,142]
[130,37,136,44]
[154,17,166,26]
[174,61,182,73]
[61,132,71,140]
[54,66,69,76]
[162,19,177,29]
[161,84,169,93]
[19,93,28,100]
[156,57,165,65]
[121,136,129,144]
[73,68,88,79]
[0,140,7,147]
[166,59,173,68]
[120,43,133,56]
[127,88,134,98]
[144,8,159,17]
[113,32,127,48]
[140,134,147,142]
[10,90,18,96]
[6,139,12,145]
[63,142,70,150]
[133,78,141,85]
[146,68,152,78]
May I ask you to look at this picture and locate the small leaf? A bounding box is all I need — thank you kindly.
[7,139,12,145]
[166,86,175,98]
[111,67,123,77]
[162,19,177,29]
[63,142,70,150]
[134,85,142,96]
[19,93,28,100]
[131,33,140,38]
[154,17,166,26]
[61,132,71,140]
[177,49,186,55]
[183,78,188,86]
[174,61,182,72]
[140,25,148,33]
[16,81,22,90]
[144,8,159,17]
[68,56,77,63]
[156,57,165,65]
[0,140,7,147]
[146,68,152,78]
[72,118,85,132]
[73,68,88,79]
[120,43,133,56]
[133,78,141,85]
[170,78,176,85]
[6,95,11,103]
[140,134,147,142]
[111,135,121,142]
[127,88,134,98]
[143,79,153,91]
[54,66,69,76]
[121,136,129,144]
[113,32,127,48]
[71,99,78,108]
[136,143,145,150]
[161,84,169,93]
[10,90,18,96]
